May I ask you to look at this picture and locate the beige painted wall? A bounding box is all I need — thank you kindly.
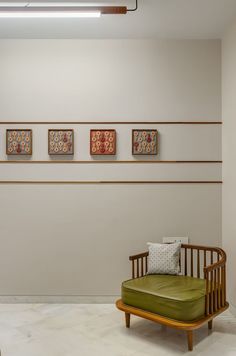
[0,40,221,122]
[222,23,236,313]
[0,40,222,298]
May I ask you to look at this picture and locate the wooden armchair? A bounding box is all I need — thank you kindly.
[116,244,228,351]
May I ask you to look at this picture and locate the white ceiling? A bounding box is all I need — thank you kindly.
[0,0,236,39]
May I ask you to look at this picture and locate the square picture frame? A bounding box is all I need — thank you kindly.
[6,129,33,155]
[132,129,158,155]
[48,129,74,155]
[90,129,116,155]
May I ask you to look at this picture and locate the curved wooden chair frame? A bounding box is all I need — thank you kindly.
[116,244,228,351]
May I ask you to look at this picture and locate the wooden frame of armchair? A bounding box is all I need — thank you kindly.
[116,244,229,351]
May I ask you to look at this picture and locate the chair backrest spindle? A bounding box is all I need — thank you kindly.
[197,249,200,278]
[184,247,187,276]
[191,249,193,277]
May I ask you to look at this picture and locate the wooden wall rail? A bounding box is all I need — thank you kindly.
[0,121,222,125]
[0,160,222,164]
[0,181,223,185]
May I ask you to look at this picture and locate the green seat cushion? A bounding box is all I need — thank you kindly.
[122,275,206,322]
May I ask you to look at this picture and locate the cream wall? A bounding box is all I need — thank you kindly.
[0,40,222,299]
[0,40,221,122]
[222,23,236,313]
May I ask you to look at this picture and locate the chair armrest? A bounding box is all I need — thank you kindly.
[129,252,149,261]
[129,251,149,278]
[203,248,227,315]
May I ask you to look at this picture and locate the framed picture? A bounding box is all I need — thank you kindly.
[48,129,74,155]
[6,129,33,155]
[132,129,158,155]
[90,129,116,155]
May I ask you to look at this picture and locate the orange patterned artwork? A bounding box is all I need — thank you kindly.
[132,129,158,155]
[48,129,74,155]
[6,129,32,155]
[90,130,116,155]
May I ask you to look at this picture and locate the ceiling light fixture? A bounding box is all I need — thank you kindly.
[0,10,102,18]
[0,0,138,18]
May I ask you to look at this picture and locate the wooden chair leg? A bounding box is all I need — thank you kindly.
[187,330,193,351]
[125,312,130,328]
[208,320,213,330]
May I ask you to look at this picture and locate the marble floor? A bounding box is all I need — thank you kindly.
[0,304,235,356]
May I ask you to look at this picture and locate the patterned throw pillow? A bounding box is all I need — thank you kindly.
[147,242,181,275]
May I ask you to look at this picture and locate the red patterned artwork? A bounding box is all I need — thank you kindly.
[90,130,116,155]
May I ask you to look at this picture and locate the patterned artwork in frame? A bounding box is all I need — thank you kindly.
[132,129,158,155]
[48,129,74,155]
[90,130,116,155]
[6,129,32,155]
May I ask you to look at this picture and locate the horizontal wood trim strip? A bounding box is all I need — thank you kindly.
[0,181,223,184]
[0,121,222,125]
[0,160,223,164]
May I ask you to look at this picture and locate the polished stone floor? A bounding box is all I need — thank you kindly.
[0,304,235,356]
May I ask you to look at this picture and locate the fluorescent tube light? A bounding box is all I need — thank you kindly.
[0,11,101,18]
[0,2,28,6]
[0,3,129,16]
